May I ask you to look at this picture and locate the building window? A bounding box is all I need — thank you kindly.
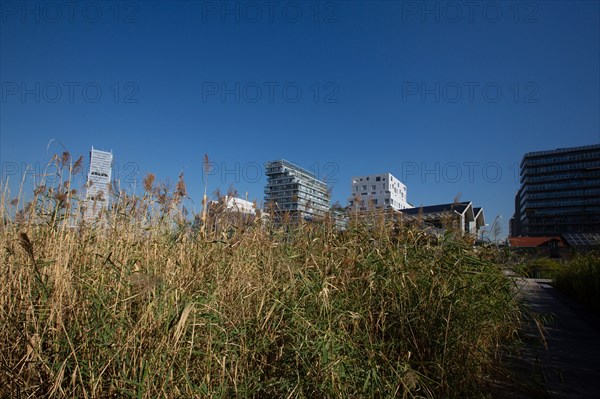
[362,185,367,190]
[376,177,381,181]
[371,185,376,190]
[385,199,390,204]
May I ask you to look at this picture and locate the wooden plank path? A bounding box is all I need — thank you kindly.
[491,277,600,398]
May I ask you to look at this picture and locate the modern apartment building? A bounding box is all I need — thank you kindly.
[348,173,411,211]
[510,144,600,236]
[84,147,113,220]
[264,159,330,221]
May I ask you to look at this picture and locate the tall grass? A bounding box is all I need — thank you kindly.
[553,253,600,312]
[1,155,522,398]
[522,258,561,279]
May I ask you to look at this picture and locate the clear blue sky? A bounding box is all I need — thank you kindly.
[1,1,599,236]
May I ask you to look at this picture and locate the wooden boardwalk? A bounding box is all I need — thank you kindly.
[492,278,600,398]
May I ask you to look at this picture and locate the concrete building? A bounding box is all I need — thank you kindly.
[510,144,600,237]
[84,147,113,220]
[348,173,411,211]
[210,196,256,215]
[205,195,257,232]
[264,159,330,221]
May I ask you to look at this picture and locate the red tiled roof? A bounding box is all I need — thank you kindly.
[509,236,567,248]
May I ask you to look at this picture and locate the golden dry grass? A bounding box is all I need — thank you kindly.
[0,156,522,398]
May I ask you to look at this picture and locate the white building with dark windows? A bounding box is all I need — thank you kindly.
[84,147,113,221]
[348,173,411,211]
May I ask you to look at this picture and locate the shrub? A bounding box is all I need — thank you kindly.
[554,253,600,312]
[524,258,561,279]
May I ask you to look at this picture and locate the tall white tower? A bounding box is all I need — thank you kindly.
[84,147,113,220]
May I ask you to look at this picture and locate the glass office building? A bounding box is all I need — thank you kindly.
[264,159,330,221]
[510,144,600,236]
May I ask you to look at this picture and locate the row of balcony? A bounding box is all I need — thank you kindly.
[521,188,600,201]
[520,206,600,218]
[523,181,600,194]
[521,161,600,177]
[520,212,600,222]
[520,198,600,212]
[521,170,600,184]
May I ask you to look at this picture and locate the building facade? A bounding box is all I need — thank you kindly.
[400,201,486,237]
[210,196,256,215]
[225,196,256,215]
[84,147,113,220]
[264,159,330,221]
[510,144,600,237]
[348,173,411,211]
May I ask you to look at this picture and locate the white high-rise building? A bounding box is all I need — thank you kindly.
[84,147,113,220]
[348,173,411,211]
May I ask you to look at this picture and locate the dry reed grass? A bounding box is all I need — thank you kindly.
[0,154,523,398]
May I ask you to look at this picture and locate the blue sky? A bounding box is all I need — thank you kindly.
[1,0,599,236]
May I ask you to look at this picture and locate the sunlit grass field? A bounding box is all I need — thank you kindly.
[1,153,523,398]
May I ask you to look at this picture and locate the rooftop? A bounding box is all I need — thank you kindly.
[523,144,600,158]
[400,202,471,216]
[508,236,567,248]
